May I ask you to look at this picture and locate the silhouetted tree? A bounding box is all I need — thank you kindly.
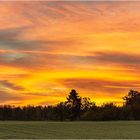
[82,97,95,111]
[66,89,82,120]
[123,89,140,106]
[123,90,140,119]
[100,103,119,120]
[54,102,70,121]
[0,89,140,121]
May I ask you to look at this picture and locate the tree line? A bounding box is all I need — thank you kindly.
[0,89,140,121]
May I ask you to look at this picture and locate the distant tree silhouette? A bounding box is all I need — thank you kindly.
[100,103,119,121]
[123,89,140,106]
[82,97,95,111]
[123,90,140,120]
[0,89,140,121]
[66,89,82,120]
[54,102,70,121]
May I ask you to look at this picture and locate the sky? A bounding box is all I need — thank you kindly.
[0,1,140,106]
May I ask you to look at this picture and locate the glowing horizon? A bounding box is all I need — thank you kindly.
[0,1,140,106]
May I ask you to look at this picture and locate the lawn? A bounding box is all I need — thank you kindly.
[0,121,140,139]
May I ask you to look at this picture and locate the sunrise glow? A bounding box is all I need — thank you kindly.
[0,1,140,106]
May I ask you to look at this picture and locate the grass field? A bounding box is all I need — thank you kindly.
[0,121,140,139]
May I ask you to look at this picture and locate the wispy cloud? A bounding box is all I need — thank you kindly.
[0,80,24,91]
[0,1,139,105]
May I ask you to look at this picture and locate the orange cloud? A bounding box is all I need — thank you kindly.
[0,1,140,106]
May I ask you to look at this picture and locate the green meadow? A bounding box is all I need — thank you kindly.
[0,121,140,139]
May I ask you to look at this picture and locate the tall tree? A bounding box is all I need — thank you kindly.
[123,90,140,119]
[66,89,82,120]
[123,89,140,106]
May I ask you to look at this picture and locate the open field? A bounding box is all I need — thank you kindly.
[0,121,140,139]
